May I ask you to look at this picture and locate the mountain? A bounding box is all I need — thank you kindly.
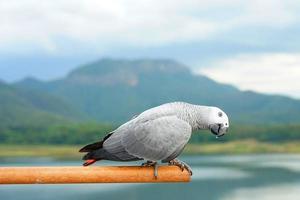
[15,58,300,124]
[0,81,83,127]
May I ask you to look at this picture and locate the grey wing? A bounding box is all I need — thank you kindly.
[121,115,192,161]
[102,130,141,161]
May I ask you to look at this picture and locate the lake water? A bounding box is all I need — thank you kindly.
[1,154,300,200]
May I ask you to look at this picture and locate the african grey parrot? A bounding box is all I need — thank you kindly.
[79,102,229,176]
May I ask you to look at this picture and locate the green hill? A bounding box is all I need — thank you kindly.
[15,58,300,124]
[0,81,83,127]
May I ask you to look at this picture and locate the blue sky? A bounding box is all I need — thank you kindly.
[0,0,300,98]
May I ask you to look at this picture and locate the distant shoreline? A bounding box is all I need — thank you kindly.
[1,140,300,158]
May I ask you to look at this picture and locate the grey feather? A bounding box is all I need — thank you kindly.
[162,143,187,163]
[122,116,191,161]
[103,104,193,161]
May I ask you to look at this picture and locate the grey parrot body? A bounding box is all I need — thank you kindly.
[80,102,229,167]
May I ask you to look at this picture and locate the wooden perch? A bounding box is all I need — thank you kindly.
[0,166,191,184]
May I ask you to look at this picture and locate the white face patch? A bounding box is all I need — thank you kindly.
[208,107,229,127]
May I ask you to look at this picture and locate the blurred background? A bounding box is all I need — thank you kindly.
[0,0,300,199]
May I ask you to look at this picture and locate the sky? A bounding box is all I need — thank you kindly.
[0,0,300,98]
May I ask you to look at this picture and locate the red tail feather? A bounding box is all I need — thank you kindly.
[83,159,97,166]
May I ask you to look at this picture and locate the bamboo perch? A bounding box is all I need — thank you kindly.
[0,166,190,184]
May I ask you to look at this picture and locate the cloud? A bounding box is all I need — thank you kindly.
[199,53,300,98]
[1,0,300,93]
[1,0,300,54]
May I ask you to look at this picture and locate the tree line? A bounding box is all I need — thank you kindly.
[0,122,299,145]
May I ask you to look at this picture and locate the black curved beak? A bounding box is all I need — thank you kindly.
[210,124,228,138]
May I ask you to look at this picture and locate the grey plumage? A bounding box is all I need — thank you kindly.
[80,102,229,164]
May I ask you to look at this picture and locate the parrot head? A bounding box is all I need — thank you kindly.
[208,107,229,138]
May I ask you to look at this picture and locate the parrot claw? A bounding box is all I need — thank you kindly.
[141,160,158,178]
[169,159,193,176]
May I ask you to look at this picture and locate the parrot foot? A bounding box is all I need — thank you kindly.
[141,160,158,178]
[169,158,193,176]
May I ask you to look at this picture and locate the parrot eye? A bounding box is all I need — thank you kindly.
[218,112,223,117]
